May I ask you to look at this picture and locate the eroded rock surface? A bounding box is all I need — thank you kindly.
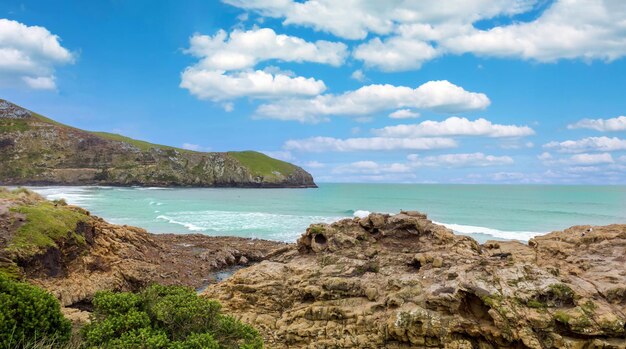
[203,211,626,348]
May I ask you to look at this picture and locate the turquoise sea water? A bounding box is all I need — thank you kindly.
[29,184,626,243]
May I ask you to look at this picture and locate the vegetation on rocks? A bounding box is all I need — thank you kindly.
[8,201,87,259]
[0,273,72,348]
[82,284,263,349]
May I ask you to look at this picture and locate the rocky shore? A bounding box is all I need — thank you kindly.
[2,188,625,348]
[0,188,286,321]
[203,212,626,348]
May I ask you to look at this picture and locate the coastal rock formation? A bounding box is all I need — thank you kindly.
[0,99,316,188]
[0,188,285,310]
[203,212,626,348]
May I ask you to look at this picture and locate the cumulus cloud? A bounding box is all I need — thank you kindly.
[225,1,626,71]
[185,28,347,70]
[181,27,344,101]
[256,80,490,122]
[0,18,74,89]
[568,153,614,165]
[284,136,457,152]
[388,109,420,119]
[223,0,536,40]
[442,0,626,63]
[567,116,626,132]
[543,137,626,153]
[407,152,514,167]
[180,68,325,101]
[375,117,534,138]
[354,36,437,71]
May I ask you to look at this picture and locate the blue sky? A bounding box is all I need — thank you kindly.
[1,0,626,184]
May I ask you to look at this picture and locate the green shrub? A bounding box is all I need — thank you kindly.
[82,284,263,349]
[0,273,71,348]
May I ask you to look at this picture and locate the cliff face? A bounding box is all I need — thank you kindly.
[0,99,316,188]
[202,212,626,348]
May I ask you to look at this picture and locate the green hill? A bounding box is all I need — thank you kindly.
[0,99,316,188]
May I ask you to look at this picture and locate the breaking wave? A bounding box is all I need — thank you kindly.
[433,221,543,241]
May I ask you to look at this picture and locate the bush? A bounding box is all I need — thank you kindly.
[0,273,71,348]
[82,284,263,349]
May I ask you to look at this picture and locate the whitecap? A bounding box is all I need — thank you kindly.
[353,210,371,218]
[156,215,207,232]
[433,221,543,241]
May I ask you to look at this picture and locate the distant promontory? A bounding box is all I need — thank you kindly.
[0,99,316,188]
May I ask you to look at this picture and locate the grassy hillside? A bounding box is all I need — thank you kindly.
[228,151,298,177]
[0,99,316,187]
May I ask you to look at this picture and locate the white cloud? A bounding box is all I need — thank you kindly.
[543,137,626,153]
[354,36,438,71]
[223,0,537,40]
[303,160,325,168]
[443,0,626,63]
[490,172,526,181]
[185,28,347,70]
[22,76,56,90]
[350,69,366,82]
[569,153,614,165]
[182,143,211,152]
[256,80,490,122]
[261,150,294,161]
[388,109,420,119]
[375,117,534,138]
[224,1,626,71]
[407,152,514,167]
[332,161,412,174]
[538,152,552,160]
[284,136,457,152]
[180,68,325,101]
[181,27,343,102]
[0,19,74,89]
[539,151,616,167]
[567,116,626,132]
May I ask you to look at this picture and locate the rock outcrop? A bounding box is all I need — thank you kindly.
[202,211,626,348]
[0,188,286,310]
[0,99,316,188]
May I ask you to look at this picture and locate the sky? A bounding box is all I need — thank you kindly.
[1,0,626,184]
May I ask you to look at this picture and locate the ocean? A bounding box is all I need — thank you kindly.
[29,184,626,243]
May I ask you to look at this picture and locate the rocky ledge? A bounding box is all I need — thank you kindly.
[202,211,626,348]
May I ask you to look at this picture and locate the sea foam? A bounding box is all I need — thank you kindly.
[433,221,542,242]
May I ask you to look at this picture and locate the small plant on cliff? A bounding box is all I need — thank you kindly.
[82,284,263,349]
[0,273,72,348]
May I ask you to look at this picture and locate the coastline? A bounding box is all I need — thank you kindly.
[2,187,625,348]
[25,184,626,243]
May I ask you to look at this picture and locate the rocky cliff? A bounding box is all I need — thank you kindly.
[0,187,285,319]
[0,99,316,188]
[203,212,626,348]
